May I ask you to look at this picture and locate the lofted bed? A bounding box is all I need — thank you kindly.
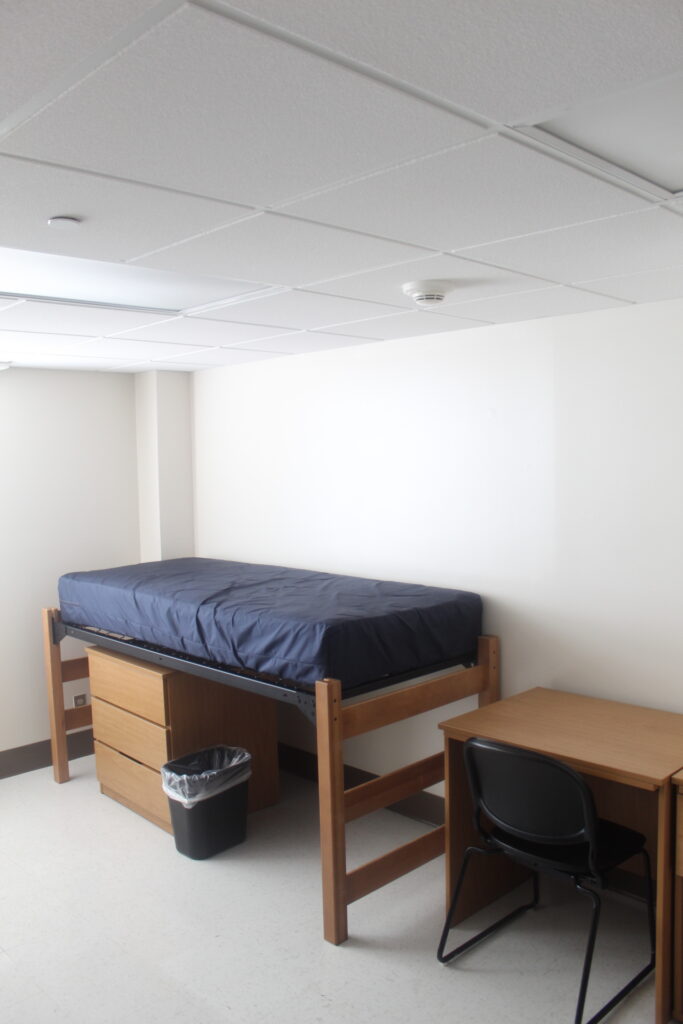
[43,557,499,943]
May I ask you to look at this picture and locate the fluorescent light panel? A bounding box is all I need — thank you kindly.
[537,72,683,193]
[0,247,265,312]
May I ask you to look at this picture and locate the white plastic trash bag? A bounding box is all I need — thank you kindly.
[162,745,252,809]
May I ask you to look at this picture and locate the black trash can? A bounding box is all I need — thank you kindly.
[161,745,252,860]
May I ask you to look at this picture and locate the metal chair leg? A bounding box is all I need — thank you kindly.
[574,881,601,1024]
[437,847,538,964]
[574,863,655,1024]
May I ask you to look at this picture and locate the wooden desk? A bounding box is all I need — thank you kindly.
[440,687,683,1024]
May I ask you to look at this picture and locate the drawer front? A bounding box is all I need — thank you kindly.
[92,697,170,771]
[88,647,167,725]
[94,740,171,827]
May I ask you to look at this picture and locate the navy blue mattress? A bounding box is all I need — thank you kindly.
[58,558,482,693]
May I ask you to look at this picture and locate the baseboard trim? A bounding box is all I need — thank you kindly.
[278,743,444,827]
[0,729,94,780]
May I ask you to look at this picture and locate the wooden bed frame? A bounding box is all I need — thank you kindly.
[42,606,499,944]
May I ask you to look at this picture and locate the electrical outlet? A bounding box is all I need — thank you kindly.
[73,693,87,708]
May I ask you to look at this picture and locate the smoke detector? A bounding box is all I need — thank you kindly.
[401,279,455,309]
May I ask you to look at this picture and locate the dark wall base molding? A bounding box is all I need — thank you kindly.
[0,735,444,827]
[0,729,93,780]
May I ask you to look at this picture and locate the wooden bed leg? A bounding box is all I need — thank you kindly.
[315,678,348,945]
[477,635,500,706]
[42,607,70,783]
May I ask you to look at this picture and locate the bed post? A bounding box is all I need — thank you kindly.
[42,607,70,783]
[42,607,91,783]
[315,677,348,945]
[477,635,500,706]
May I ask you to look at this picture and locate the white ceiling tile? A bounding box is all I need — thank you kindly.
[309,253,549,307]
[323,310,486,340]
[0,246,267,310]
[1,5,484,207]
[229,1,683,124]
[63,338,210,360]
[197,290,404,330]
[462,208,683,283]
[282,136,650,251]
[578,266,683,304]
[0,300,173,336]
[440,286,628,324]
[538,71,683,194]
[0,155,254,262]
[236,332,378,355]
[136,213,427,287]
[159,347,284,367]
[0,331,112,357]
[117,316,295,346]
[0,0,163,120]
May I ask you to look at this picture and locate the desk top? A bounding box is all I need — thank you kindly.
[440,687,683,790]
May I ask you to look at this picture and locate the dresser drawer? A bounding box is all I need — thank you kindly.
[92,697,170,771]
[88,647,167,725]
[94,740,171,830]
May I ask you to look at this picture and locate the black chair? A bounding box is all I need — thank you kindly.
[437,737,655,1024]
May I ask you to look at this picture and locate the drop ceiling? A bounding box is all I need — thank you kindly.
[1,0,682,373]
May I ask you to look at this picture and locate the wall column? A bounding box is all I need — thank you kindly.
[135,371,194,560]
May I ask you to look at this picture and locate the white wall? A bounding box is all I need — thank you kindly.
[192,297,683,776]
[0,369,140,751]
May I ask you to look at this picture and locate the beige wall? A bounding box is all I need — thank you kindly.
[191,297,683,776]
[0,369,140,750]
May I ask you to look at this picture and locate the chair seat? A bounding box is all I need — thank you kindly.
[490,818,646,878]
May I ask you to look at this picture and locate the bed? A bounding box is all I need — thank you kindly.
[43,557,499,944]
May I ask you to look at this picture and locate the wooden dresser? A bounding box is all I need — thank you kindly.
[88,646,279,833]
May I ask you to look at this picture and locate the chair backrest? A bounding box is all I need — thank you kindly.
[464,737,599,852]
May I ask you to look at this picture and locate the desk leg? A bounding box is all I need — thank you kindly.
[655,780,673,1024]
[674,877,683,1021]
[444,737,527,923]
[444,737,458,913]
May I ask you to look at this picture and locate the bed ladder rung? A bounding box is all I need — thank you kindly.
[60,656,89,683]
[344,753,444,823]
[341,665,485,739]
[346,825,445,905]
[64,705,93,731]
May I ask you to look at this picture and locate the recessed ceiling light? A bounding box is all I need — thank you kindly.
[47,215,83,230]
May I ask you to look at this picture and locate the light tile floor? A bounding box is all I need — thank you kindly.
[0,757,656,1023]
